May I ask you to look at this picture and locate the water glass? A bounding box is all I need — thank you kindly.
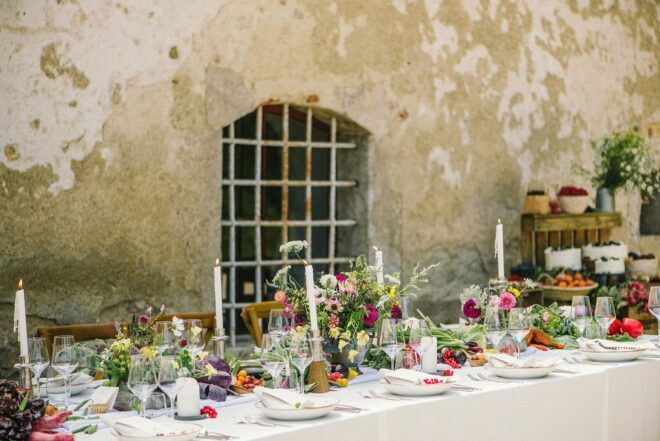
[289,336,313,395]
[507,308,531,358]
[648,287,660,340]
[154,321,175,354]
[158,356,180,417]
[28,337,50,398]
[51,335,78,409]
[182,319,206,357]
[378,319,404,371]
[260,334,285,388]
[131,392,168,418]
[484,307,505,351]
[594,297,616,338]
[571,296,593,337]
[128,355,158,418]
[268,309,291,338]
[408,319,431,370]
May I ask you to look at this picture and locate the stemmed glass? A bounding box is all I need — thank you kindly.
[268,309,291,338]
[260,334,285,388]
[128,355,158,418]
[28,337,49,398]
[154,321,175,354]
[378,319,404,371]
[571,296,593,338]
[158,356,180,418]
[51,335,78,409]
[408,319,432,371]
[648,287,660,340]
[508,308,531,358]
[289,335,313,395]
[594,297,616,339]
[182,319,206,358]
[484,307,505,352]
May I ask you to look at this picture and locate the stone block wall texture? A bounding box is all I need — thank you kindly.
[1,0,658,375]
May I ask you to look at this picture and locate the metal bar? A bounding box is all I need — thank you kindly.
[220,138,356,149]
[281,104,290,261]
[255,107,263,307]
[305,108,313,262]
[329,117,337,274]
[228,122,237,345]
[222,257,354,267]
[222,179,357,188]
[222,219,357,227]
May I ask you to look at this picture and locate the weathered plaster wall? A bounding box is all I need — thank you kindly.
[1,0,658,375]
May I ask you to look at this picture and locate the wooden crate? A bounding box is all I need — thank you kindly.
[521,212,623,267]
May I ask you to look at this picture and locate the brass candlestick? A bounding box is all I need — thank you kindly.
[306,329,329,393]
[15,355,32,397]
[211,328,228,359]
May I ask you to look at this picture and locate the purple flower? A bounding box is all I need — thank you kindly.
[499,292,516,310]
[179,339,188,348]
[390,304,402,319]
[363,304,379,325]
[129,346,140,355]
[138,315,149,324]
[294,311,307,326]
[114,321,121,332]
[462,299,481,319]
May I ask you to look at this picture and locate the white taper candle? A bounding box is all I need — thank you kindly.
[14,279,28,357]
[214,259,223,330]
[305,264,318,331]
[496,220,505,280]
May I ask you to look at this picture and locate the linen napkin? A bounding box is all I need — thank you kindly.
[378,368,442,385]
[43,372,92,387]
[89,386,118,409]
[113,416,184,437]
[577,338,642,352]
[485,353,556,368]
[253,387,321,409]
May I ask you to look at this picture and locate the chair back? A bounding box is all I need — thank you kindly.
[36,322,119,358]
[240,301,284,347]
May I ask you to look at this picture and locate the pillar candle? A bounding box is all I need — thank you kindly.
[305,264,318,331]
[214,259,223,330]
[496,220,505,280]
[175,377,200,417]
[14,279,28,357]
[374,248,384,286]
[421,336,437,374]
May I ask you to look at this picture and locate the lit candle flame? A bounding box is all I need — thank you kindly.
[215,258,220,267]
[372,245,379,251]
[498,218,501,224]
[18,278,23,290]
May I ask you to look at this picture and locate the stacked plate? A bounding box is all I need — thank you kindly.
[485,353,557,379]
[253,387,338,421]
[577,338,647,362]
[379,368,457,396]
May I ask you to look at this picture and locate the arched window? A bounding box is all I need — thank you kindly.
[220,103,369,343]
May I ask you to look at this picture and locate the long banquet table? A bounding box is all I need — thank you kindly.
[73,342,660,441]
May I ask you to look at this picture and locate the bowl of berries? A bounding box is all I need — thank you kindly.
[557,186,591,214]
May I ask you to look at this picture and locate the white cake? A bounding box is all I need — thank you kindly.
[544,247,582,270]
[626,257,658,276]
[594,258,625,274]
[583,242,628,260]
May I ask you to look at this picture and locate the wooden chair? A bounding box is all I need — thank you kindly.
[240,301,284,347]
[36,322,120,358]
[158,312,216,345]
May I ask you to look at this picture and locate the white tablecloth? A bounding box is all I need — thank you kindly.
[72,345,660,441]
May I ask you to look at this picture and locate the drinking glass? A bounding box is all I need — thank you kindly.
[571,296,593,337]
[128,355,158,418]
[507,308,531,358]
[158,356,180,417]
[154,321,174,354]
[51,335,78,409]
[28,337,49,398]
[278,364,301,392]
[408,319,432,371]
[182,319,206,357]
[378,319,404,371]
[260,334,285,388]
[268,309,291,338]
[484,307,505,351]
[131,392,167,418]
[648,287,660,340]
[594,297,616,339]
[289,336,313,395]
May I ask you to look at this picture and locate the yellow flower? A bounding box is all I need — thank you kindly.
[389,286,397,299]
[192,326,203,336]
[507,287,521,298]
[338,340,349,351]
[356,330,369,347]
[204,363,218,377]
[197,351,209,361]
[340,331,351,341]
[172,360,180,370]
[139,346,157,360]
[329,327,340,339]
[347,349,359,362]
[111,338,131,352]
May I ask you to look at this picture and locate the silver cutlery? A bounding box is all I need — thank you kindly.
[564,356,602,366]
[334,404,367,413]
[451,383,481,392]
[553,368,579,374]
[197,429,239,440]
[237,416,292,428]
[477,372,520,384]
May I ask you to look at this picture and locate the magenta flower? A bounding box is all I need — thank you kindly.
[294,311,307,326]
[390,304,402,319]
[179,339,188,348]
[363,304,379,325]
[462,299,481,319]
[335,274,347,283]
[499,292,516,310]
[138,314,149,324]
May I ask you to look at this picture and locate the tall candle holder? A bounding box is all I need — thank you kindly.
[211,328,228,359]
[14,355,32,397]
[306,329,329,393]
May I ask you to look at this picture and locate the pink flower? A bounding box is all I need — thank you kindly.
[542,311,550,323]
[325,298,344,313]
[363,304,379,326]
[499,292,516,310]
[146,306,153,314]
[462,299,481,319]
[339,279,357,296]
[488,295,500,308]
[138,314,149,324]
[335,274,347,283]
[328,314,340,328]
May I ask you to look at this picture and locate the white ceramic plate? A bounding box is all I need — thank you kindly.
[38,379,95,397]
[110,423,202,441]
[379,378,453,396]
[488,365,556,379]
[581,349,646,362]
[255,399,338,421]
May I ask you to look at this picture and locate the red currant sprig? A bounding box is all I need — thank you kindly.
[200,405,218,419]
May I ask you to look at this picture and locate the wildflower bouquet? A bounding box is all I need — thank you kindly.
[459,280,537,323]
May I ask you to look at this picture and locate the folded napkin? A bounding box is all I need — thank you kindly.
[485,353,556,368]
[43,372,92,388]
[577,338,642,352]
[378,368,442,385]
[90,386,118,408]
[253,387,321,409]
[113,416,184,437]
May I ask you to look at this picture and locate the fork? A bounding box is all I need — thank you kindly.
[197,429,239,440]
[237,416,292,428]
[451,383,481,392]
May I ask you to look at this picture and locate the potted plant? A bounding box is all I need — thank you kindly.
[585,128,659,212]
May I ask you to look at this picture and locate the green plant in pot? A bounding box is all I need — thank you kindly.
[585,128,659,212]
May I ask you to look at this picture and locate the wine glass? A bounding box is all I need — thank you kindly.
[28,337,49,398]
[182,319,206,357]
[378,319,404,371]
[571,296,593,338]
[508,308,531,358]
[51,335,78,409]
[408,319,431,371]
[260,334,285,388]
[484,307,505,351]
[154,321,174,354]
[289,336,313,395]
[648,287,660,341]
[158,356,180,418]
[128,355,158,418]
[268,309,291,338]
[594,297,616,339]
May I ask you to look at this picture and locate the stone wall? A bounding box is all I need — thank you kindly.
[1,0,659,376]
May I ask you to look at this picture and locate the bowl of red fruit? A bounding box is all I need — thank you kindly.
[557,186,590,214]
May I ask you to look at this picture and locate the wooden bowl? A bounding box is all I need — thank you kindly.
[542,283,598,302]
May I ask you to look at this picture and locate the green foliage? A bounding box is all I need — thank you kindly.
[527,303,576,337]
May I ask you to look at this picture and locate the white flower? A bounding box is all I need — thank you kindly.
[171,316,184,337]
[523,278,538,289]
[319,274,337,289]
[459,285,482,304]
[384,274,400,286]
[191,326,202,336]
[279,241,308,254]
[625,164,632,171]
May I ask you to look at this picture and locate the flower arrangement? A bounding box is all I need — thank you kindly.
[459,280,537,322]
